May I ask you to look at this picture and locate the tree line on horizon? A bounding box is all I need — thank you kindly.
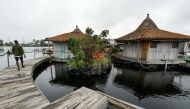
[0,39,49,47]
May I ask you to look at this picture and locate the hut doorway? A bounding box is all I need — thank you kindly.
[141,41,149,60]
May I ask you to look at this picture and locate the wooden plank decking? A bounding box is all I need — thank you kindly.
[0,57,143,109]
[0,57,49,109]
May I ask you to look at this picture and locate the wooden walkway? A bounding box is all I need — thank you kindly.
[0,57,143,109]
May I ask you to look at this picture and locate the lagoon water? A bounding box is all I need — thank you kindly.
[0,46,48,70]
[1,46,190,109]
[34,63,190,109]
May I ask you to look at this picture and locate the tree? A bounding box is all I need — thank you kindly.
[100,30,109,38]
[9,42,14,46]
[68,27,110,69]
[4,42,13,46]
[68,38,85,68]
[0,39,3,46]
[40,40,45,46]
[85,27,94,36]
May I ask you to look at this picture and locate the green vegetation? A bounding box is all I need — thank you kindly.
[68,27,111,69]
[111,46,120,54]
[178,54,190,62]
[0,39,3,46]
[68,38,85,68]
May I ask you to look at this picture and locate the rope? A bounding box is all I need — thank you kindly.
[24,50,35,53]
[137,57,156,71]
[0,49,72,56]
[52,51,72,53]
[24,49,44,53]
[0,52,7,56]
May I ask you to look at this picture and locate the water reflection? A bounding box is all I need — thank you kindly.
[113,67,188,99]
[39,63,189,98]
[34,63,190,109]
[49,63,109,91]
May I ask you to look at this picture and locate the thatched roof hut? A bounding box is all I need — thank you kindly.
[114,14,190,66]
[116,14,190,42]
[45,26,85,60]
[45,26,85,42]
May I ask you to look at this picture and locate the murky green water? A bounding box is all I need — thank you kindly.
[34,63,190,109]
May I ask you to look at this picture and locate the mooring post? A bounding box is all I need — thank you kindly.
[50,65,53,80]
[164,60,167,72]
[7,50,10,67]
[112,64,115,77]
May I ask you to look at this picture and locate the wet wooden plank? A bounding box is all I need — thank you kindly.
[0,57,50,109]
[97,91,144,109]
[42,87,108,109]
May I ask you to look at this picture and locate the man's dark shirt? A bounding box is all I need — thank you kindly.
[12,44,24,56]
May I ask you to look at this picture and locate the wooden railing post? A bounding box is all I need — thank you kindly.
[34,50,36,59]
[7,50,10,67]
[48,50,52,63]
[42,48,46,56]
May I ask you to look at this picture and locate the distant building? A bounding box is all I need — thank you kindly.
[106,38,117,45]
[45,26,85,60]
[116,14,190,65]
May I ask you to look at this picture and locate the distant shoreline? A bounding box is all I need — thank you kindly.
[0,46,51,47]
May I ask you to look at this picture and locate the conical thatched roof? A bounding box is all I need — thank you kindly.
[45,26,85,42]
[116,14,190,42]
[135,14,158,31]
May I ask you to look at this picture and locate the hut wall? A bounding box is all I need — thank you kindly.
[123,41,141,58]
[53,42,73,59]
[147,42,179,60]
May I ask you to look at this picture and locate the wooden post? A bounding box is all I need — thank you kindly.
[42,48,45,56]
[48,41,50,50]
[7,50,10,67]
[34,50,36,59]
[48,41,50,49]
[50,65,53,80]
[48,40,51,58]
[112,64,114,77]
[164,60,167,72]
[48,50,52,63]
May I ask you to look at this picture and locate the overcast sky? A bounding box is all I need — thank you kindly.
[0,0,190,43]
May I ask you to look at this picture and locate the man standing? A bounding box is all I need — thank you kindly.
[12,40,25,70]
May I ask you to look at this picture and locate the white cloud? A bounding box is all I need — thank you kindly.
[0,0,189,42]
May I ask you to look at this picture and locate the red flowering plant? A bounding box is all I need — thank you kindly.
[68,27,111,72]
